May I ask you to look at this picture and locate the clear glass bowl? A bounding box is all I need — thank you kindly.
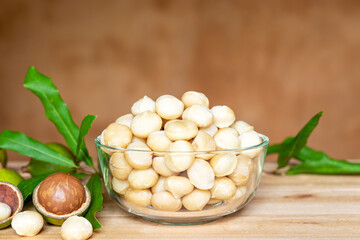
[95,134,269,225]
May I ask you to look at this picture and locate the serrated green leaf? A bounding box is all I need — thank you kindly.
[85,174,103,229]
[277,111,323,169]
[24,66,93,167]
[0,130,76,168]
[75,115,97,166]
[17,175,48,203]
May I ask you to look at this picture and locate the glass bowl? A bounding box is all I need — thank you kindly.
[95,134,269,225]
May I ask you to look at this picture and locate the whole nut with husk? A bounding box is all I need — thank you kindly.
[33,172,91,225]
[0,181,23,229]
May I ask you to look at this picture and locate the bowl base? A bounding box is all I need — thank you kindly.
[142,216,221,225]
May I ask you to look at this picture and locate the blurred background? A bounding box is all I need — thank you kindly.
[0,0,359,162]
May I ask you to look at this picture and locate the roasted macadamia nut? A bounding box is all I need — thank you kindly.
[103,123,132,149]
[214,127,240,150]
[228,155,254,186]
[210,152,237,177]
[112,178,129,195]
[239,130,262,158]
[165,176,194,199]
[151,176,166,193]
[231,120,254,135]
[131,111,162,138]
[192,130,216,160]
[182,105,213,128]
[152,156,177,177]
[11,211,44,237]
[125,189,152,207]
[61,216,93,240]
[128,168,159,190]
[109,153,133,180]
[147,131,172,151]
[164,120,198,141]
[187,158,214,190]
[200,124,218,137]
[211,105,236,128]
[165,140,195,172]
[0,202,11,221]
[115,113,134,128]
[181,91,210,108]
[210,177,236,200]
[182,189,211,211]
[151,191,182,211]
[124,142,153,169]
[155,95,184,120]
[131,96,156,115]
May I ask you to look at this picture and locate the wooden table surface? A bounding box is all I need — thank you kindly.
[1,161,360,239]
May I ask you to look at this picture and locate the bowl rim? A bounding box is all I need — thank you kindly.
[94,133,269,154]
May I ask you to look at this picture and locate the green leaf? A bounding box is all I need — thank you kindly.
[24,66,93,167]
[277,111,323,169]
[75,115,97,166]
[17,175,48,203]
[85,174,103,229]
[286,146,360,175]
[0,130,76,168]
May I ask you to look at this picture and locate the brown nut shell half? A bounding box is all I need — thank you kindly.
[0,181,23,229]
[32,172,91,225]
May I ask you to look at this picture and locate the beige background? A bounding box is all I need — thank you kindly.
[0,0,359,162]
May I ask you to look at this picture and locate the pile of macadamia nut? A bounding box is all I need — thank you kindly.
[100,91,264,212]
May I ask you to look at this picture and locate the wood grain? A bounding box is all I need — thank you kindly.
[0,0,359,162]
[1,161,360,239]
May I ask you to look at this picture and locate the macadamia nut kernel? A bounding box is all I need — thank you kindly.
[131,111,162,138]
[156,95,184,120]
[228,155,254,186]
[103,123,133,149]
[239,130,262,158]
[11,211,44,237]
[165,140,195,172]
[181,91,210,108]
[182,105,213,128]
[112,178,129,195]
[151,176,166,193]
[214,127,240,150]
[192,130,216,160]
[152,156,177,177]
[200,124,218,137]
[182,189,211,211]
[115,113,134,128]
[125,189,152,207]
[131,96,156,115]
[109,153,133,180]
[187,158,214,190]
[165,176,194,199]
[124,142,153,170]
[211,105,236,128]
[147,131,172,151]
[210,152,238,177]
[231,120,254,135]
[61,216,93,240]
[128,168,159,190]
[210,177,236,200]
[151,191,182,211]
[165,120,198,141]
[0,202,11,221]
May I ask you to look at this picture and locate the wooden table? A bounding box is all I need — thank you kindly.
[1,161,360,239]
